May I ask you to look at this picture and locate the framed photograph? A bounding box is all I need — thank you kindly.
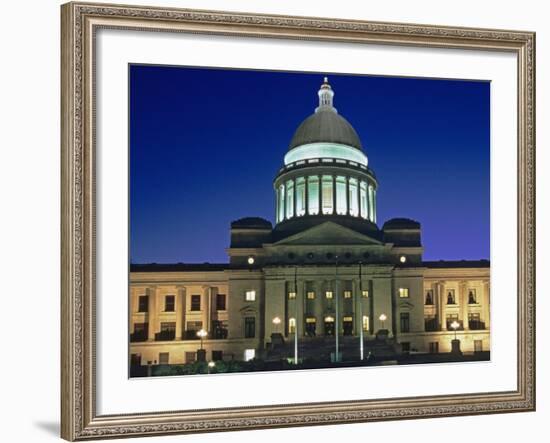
[61,2,536,440]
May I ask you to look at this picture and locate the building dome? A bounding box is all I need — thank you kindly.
[274,77,378,229]
[289,108,362,151]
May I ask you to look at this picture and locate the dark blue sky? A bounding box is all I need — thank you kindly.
[130,65,490,263]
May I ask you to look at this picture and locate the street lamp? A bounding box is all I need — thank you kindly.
[196,329,208,350]
[208,360,215,374]
[272,316,281,333]
[450,320,460,340]
[379,313,387,330]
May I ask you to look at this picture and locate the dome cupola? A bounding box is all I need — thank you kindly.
[274,78,378,234]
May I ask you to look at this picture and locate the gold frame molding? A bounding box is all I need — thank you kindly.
[61,2,536,440]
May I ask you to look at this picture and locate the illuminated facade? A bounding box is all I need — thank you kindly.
[130,78,490,368]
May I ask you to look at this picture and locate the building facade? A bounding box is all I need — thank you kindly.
[130,78,490,368]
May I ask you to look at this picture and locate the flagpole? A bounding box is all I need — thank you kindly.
[294,265,298,365]
[359,261,364,361]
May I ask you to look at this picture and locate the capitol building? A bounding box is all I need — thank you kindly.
[129,78,490,370]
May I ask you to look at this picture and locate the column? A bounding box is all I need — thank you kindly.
[345,176,350,216]
[202,286,210,333]
[437,281,446,330]
[297,279,305,337]
[314,280,324,335]
[305,175,309,215]
[293,178,297,217]
[147,286,158,341]
[318,175,322,214]
[460,281,469,330]
[482,280,490,329]
[332,175,336,214]
[353,279,361,336]
[175,286,186,340]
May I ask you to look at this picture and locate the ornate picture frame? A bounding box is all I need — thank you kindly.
[61,2,535,440]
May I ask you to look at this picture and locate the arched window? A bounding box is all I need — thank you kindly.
[336,176,347,215]
[360,181,368,219]
[296,177,306,216]
[278,184,285,222]
[307,176,319,215]
[373,188,377,223]
[368,185,374,222]
[322,175,333,214]
[286,179,294,219]
[349,178,358,216]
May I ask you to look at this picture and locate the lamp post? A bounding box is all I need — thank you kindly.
[207,360,215,374]
[294,265,299,365]
[197,329,207,350]
[272,316,281,333]
[334,255,340,363]
[450,320,460,340]
[358,261,364,361]
[379,313,387,330]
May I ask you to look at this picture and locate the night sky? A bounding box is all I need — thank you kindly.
[130,65,490,264]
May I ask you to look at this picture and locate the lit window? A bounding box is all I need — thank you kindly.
[398,288,409,298]
[362,315,369,332]
[245,290,256,301]
[349,178,358,216]
[307,291,315,300]
[361,290,369,298]
[322,175,333,214]
[288,317,296,333]
[244,349,255,361]
[368,185,375,222]
[307,176,319,215]
[336,176,347,215]
[278,184,285,222]
[286,180,294,219]
[325,291,333,299]
[343,290,352,299]
[360,181,368,219]
[288,291,296,300]
[296,177,306,216]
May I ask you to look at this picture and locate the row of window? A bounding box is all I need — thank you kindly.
[131,318,250,342]
[425,289,480,305]
[130,348,256,366]
[399,340,484,354]
[136,293,227,313]
[287,315,370,336]
[136,288,482,314]
[276,175,376,223]
[424,313,486,331]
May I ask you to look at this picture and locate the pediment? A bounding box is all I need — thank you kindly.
[273,221,383,246]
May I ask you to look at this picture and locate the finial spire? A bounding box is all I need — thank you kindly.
[316,76,336,113]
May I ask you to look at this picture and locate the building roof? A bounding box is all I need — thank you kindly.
[230,217,273,229]
[382,218,421,230]
[130,263,229,272]
[288,108,363,151]
[422,260,490,268]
